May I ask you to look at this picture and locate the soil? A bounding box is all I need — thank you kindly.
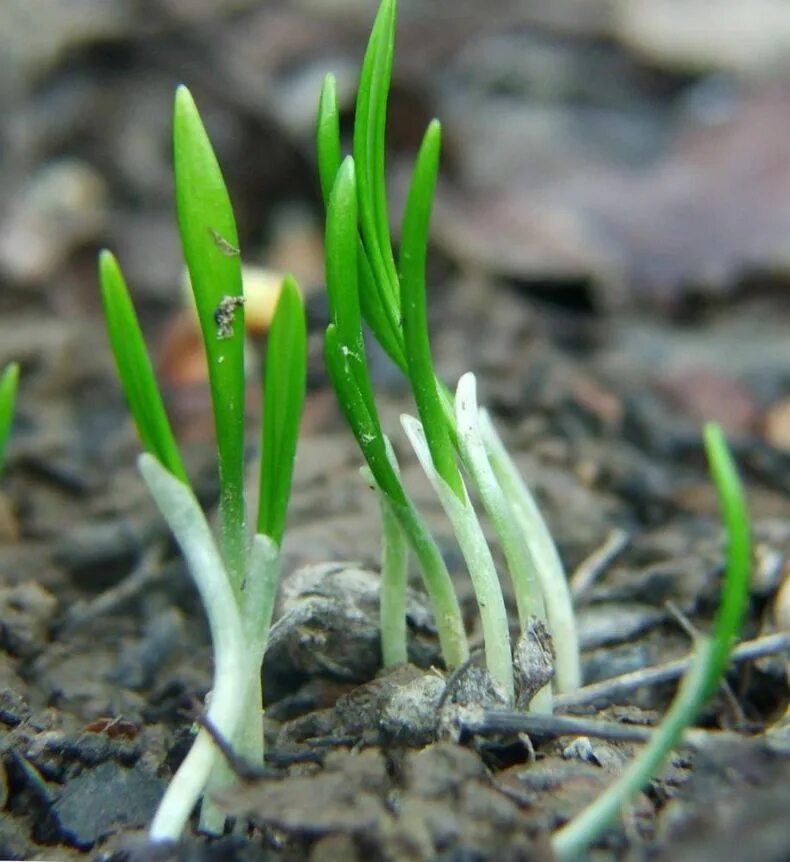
[1,2,789,860]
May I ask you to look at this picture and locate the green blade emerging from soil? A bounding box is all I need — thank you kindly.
[0,361,19,481]
[257,276,306,545]
[173,85,247,591]
[99,251,187,484]
[399,120,463,500]
[317,73,342,207]
[551,423,751,860]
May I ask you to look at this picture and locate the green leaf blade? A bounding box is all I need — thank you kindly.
[325,156,382,430]
[552,424,751,861]
[0,361,20,480]
[368,0,398,286]
[357,243,406,372]
[326,157,363,347]
[324,324,406,506]
[353,0,400,314]
[703,422,751,692]
[99,250,188,484]
[399,120,462,499]
[173,84,246,583]
[317,73,343,207]
[257,276,307,545]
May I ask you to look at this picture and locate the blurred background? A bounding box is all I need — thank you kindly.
[1,0,789,566]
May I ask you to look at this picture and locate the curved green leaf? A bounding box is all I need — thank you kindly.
[317,73,342,207]
[173,84,246,588]
[399,120,462,499]
[703,422,751,692]
[99,251,187,483]
[552,423,751,860]
[326,158,363,347]
[325,157,381,429]
[353,0,401,328]
[257,276,306,545]
[0,361,19,480]
[357,240,406,372]
[324,324,405,506]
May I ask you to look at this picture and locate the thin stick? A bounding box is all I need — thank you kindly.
[570,529,630,602]
[554,632,790,709]
[58,544,166,633]
[455,706,745,751]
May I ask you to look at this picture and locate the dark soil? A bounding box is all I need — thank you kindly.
[1,2,789,860]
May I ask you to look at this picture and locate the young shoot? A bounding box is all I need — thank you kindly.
[99,87,306,841]
[317,0,580,704]
[552,423,751,859]
[0,362,20,481]
[323,160,468,670]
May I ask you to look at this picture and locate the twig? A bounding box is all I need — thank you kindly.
[57,544,166,633]
[193,709,268,781]
[456,705,749,753]
[457,706,654,744]
[570,528,630,602]
[555,632,790,708]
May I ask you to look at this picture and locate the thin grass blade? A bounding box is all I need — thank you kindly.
[349,1,405,369]
[99,251,187,483]
[353,0,395,294]
[0,362,19,480]
[324,324,405,507]
[551,424,750,860]
[358,239,406,371]
[703,422,751,691]
[173,85,246,588]
[399,120,462,499]
[325,157,382,425]
[317,73,342,207]
[367,0,398,287]
[257,276,306,545]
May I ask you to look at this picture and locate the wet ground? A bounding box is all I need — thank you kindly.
[1,1,789,859]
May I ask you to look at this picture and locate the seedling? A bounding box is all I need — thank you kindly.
[0,362,19,480]
[99,86,306,841]
[317,0,579,707]
[552,423,751,859]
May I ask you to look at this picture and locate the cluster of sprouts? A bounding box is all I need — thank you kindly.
[98,87,305,840]
[42,0,754,857]
[317,0,578,709]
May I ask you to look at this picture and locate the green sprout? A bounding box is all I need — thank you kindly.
[552,423,751,859]
[99,86,306,841]
[317,0,579,707]
[0,362,20,481]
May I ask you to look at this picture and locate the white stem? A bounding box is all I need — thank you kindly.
[456,373,552,712]
[456,373,547,627]
[362,464,409,666]
[239,533,281,763]
[199,533,280,833]
[139,455,247,843]
[401,414,513,701]
[200,533,280,835]
[478,410,581,693]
